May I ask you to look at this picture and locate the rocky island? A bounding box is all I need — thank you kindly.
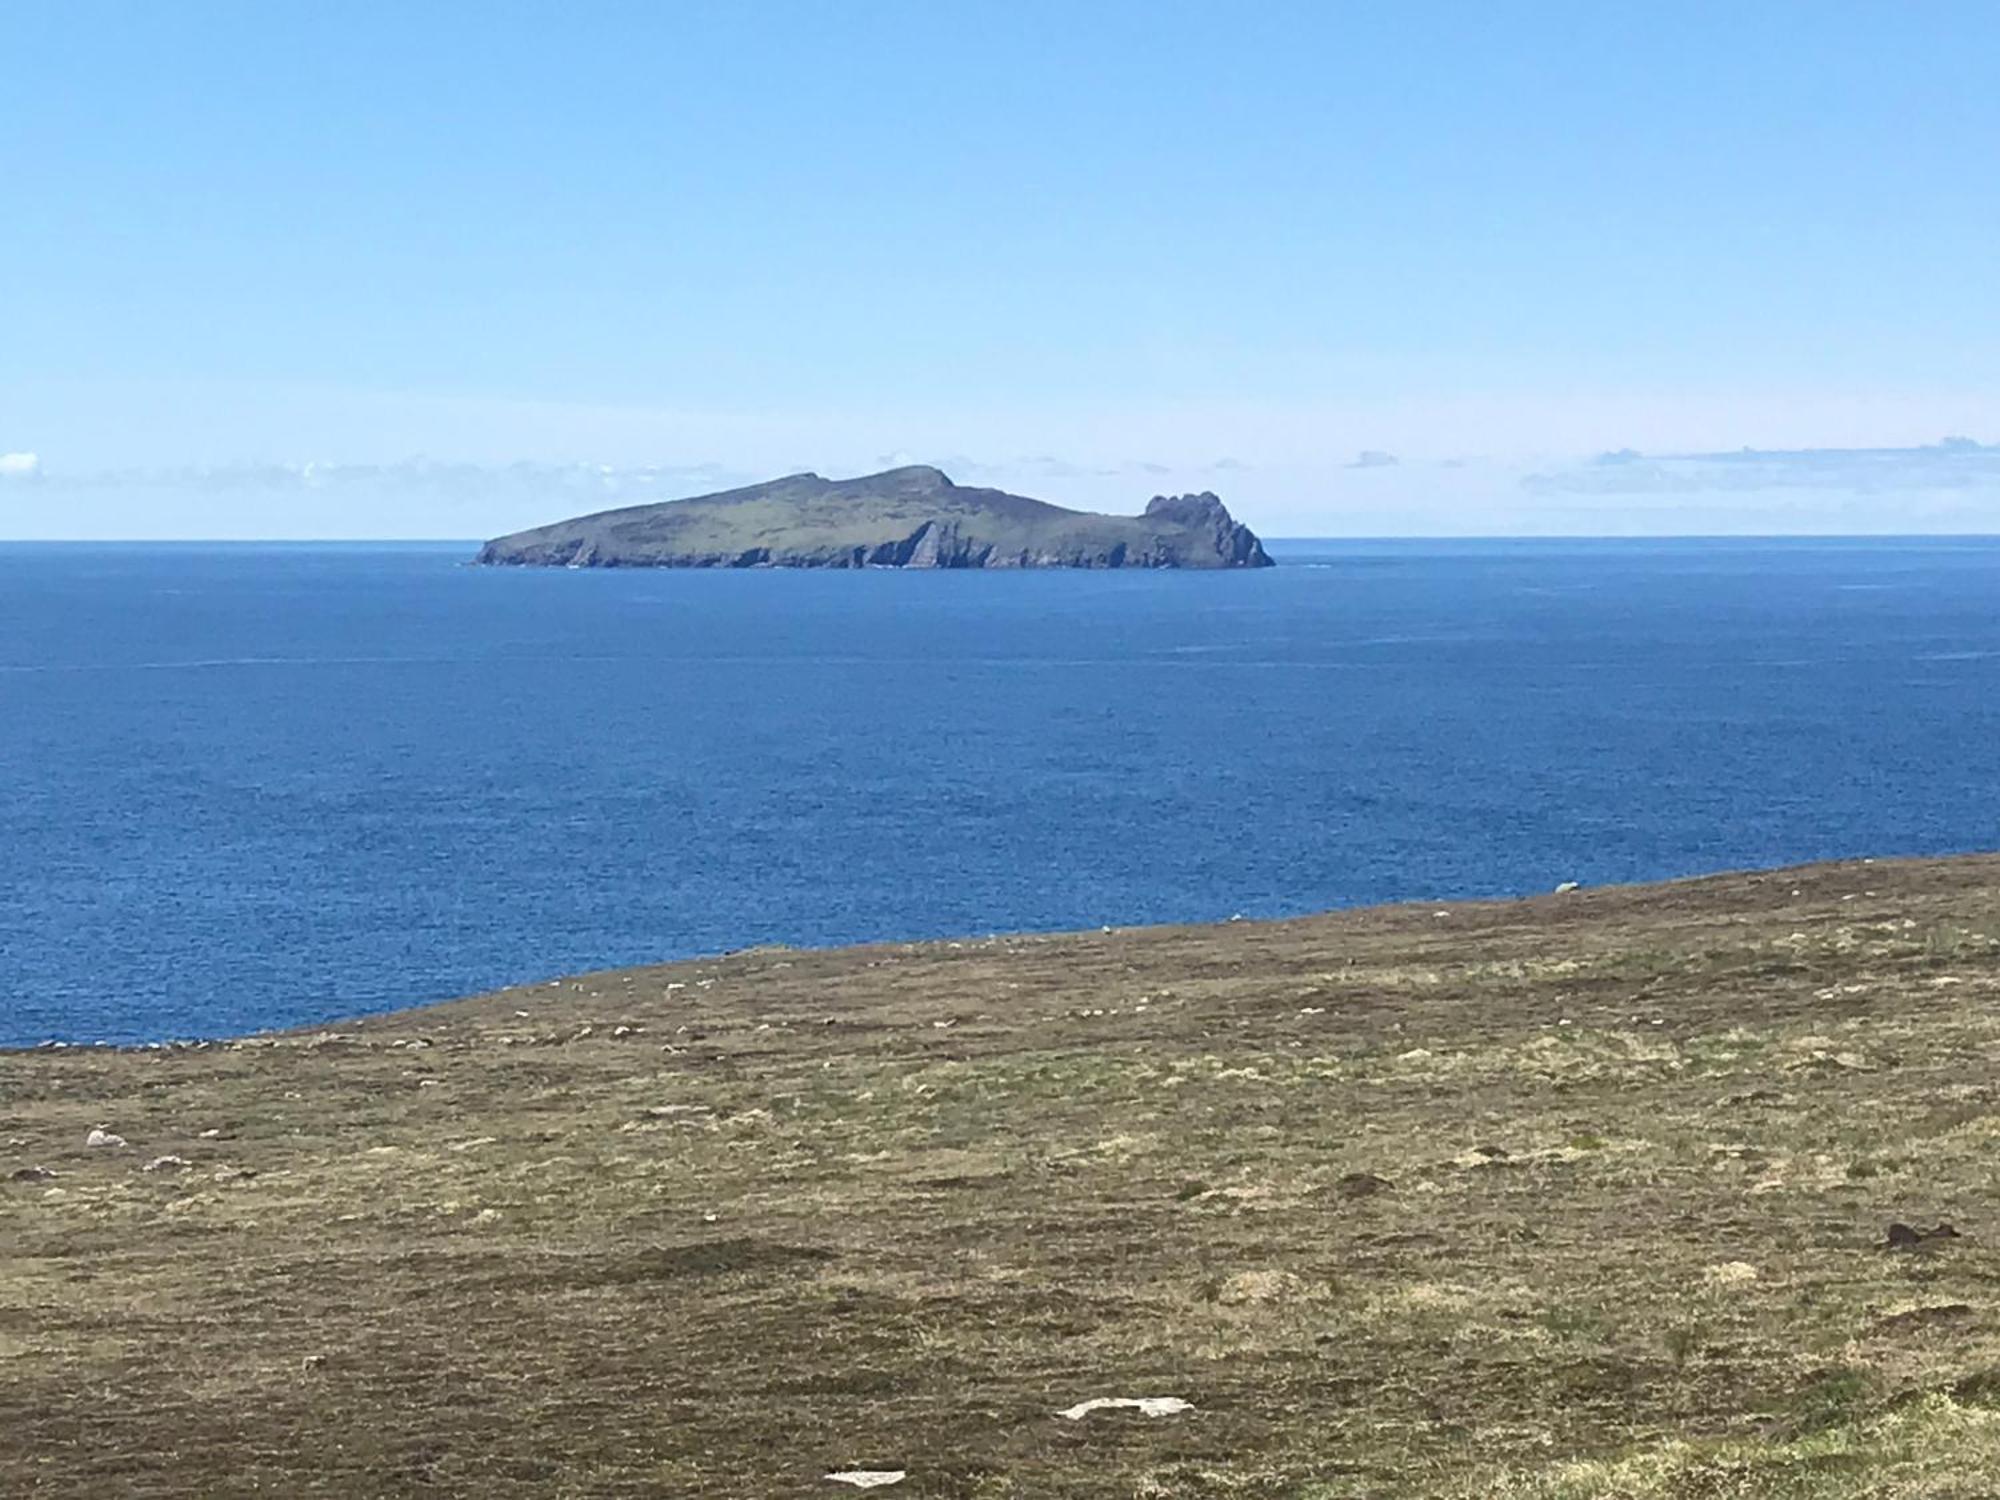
[475,463,1274,569]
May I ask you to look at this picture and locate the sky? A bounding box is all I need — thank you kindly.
[3,1,1998,538]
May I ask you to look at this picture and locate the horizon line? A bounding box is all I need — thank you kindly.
[5,532,2000,547]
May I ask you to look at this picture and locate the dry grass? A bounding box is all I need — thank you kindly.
[5,855,2000,1496]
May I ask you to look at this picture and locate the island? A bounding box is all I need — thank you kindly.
[474,463,1275,569]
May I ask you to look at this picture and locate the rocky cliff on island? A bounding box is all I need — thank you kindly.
[475,465,1275,570]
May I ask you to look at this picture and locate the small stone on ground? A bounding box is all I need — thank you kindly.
[1057,1396,1193,1420]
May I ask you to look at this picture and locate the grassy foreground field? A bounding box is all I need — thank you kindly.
[6,857,2000,1497]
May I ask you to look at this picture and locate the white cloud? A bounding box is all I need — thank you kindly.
[1523,437,2000,496]
[13,439,2000,539]
[35,457,748,501]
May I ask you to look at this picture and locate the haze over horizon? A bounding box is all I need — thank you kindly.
[5,2,1998,538]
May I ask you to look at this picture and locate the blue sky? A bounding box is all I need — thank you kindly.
[4,2,1998,537]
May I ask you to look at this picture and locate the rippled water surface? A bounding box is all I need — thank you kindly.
[4,537,1997,1043]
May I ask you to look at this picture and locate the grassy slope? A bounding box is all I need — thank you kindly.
[5,856,2000,1497]
[584,490,1152,558]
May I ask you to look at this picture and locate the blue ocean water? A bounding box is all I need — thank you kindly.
[2,538,1997,1045]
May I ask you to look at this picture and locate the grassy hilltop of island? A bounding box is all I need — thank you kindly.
[476,464,1275,570]
[8,856,2000,1496]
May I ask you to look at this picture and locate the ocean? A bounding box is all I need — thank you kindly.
[3,537,1996,1045]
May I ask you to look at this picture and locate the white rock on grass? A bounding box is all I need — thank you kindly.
[1701,1261,1761,1289]
[1057,1396,1193,1420]
[85,1127,126,1149]
[1216,1269,1304,1306]
[825,1471,906,1489]
[142,1155,191,1173]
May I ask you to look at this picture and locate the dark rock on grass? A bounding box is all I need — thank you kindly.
[1885,1221,1964,1249]
[1330,1171,1395,1199]
[915,1172,1013,1192]
[1871,1303,1974,1335]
